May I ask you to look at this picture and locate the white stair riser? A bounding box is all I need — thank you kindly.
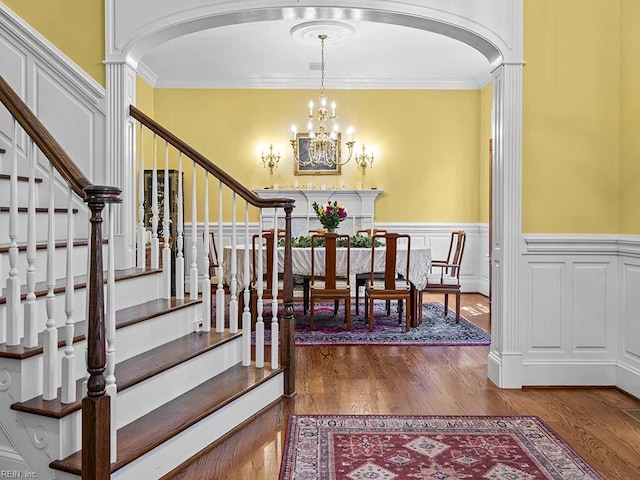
[112,374,284,480]
[116,336,242,428]
[0,178,40,206]
[0,211,88,244]
[0,270,164,335]
[0,303,200,403]
[12,374,283,480]
[0,244,96,288]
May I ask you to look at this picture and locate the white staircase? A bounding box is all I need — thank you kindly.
[0,76,296,479]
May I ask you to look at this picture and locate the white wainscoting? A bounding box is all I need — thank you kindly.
[183,222,490,296]
[616,236,640,399]
[522,234,640,397]
[0,4,106,188]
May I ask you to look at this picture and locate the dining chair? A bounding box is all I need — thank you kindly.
[354,228,388,315]
[309,232,352,330]
[364,232,412,332]
[423,230,466,323]
[249,228,285,325]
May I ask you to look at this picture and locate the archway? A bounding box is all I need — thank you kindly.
[105,1,524,388]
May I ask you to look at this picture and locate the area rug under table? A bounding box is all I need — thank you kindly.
[279,415,603,479]
[254,301,491,346]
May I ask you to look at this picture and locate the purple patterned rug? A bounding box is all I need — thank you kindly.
[253,301,491,346]
[279,415,604,479]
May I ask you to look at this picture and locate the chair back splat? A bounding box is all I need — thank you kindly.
[424,230,466,322]
[365,232,412,332]
[309,232,352,330]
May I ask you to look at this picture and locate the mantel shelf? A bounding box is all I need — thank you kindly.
[254,188,383,236]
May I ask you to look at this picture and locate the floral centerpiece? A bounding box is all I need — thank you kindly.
[312,200,348,232]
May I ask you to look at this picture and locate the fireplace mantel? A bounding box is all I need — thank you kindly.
[254,188,383,236]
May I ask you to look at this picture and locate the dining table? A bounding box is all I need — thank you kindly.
[222,244,432,326]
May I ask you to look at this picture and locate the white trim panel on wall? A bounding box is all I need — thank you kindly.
[617,236,640,399]
[522,235,619,387]
[0,4,106,186]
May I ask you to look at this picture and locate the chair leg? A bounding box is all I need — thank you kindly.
[368,297,374,332]
[303,277,310,314]
[334,299,339,316]
[405,296,410,332]
[455,291,460,323]
[386,300,391,315]
[355,281,360,315]
[310,296,315,330]
[345,297,351,331]
[398,299,403,324]
[444,294,449,316]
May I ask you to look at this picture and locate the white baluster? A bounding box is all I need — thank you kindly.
[23,139,38,348]
[105,203,117,462]
[175,152,185,299]
[201,172,211,332]
[242,201,251,366]
[215,180,225,332]
[61,185,76,404]
[229,192,238,333]
[162,141,171,299]
[150,134,159,269]
[189,160,198,302]
[271,209,279,369]
[43,163,58,400]
[136,123,146,269]
[6,120,21,345]
[255,213,264,368]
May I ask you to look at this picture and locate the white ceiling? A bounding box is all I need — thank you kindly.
[140,19,492,90]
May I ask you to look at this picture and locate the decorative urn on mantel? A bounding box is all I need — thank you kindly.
[254,188,383,236]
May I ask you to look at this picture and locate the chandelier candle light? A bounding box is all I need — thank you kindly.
[291,34,355,168]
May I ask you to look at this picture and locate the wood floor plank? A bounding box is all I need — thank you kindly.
[163,293,640,480]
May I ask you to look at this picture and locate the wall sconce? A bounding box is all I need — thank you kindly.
[261,144,280,174]
[354,144,374,175]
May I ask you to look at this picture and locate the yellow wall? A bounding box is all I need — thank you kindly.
[153,89,482,223]
[478,84,493,224]
[3,0,105,86]
[620,0,640,234]
[523,0,620,233]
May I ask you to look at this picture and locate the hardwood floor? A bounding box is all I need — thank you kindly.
[165,293,640,480]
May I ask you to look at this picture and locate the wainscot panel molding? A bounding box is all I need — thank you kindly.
[0,3,107,188]
[183,222,489,296]
[522,234,640,397]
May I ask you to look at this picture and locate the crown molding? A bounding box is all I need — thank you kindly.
[154,76,485,90]
[136,61,159,87]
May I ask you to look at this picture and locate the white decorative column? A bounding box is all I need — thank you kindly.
[105,61,137,269]
[487,62,524,388]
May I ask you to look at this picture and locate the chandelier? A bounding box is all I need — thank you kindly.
[290,34,355,168]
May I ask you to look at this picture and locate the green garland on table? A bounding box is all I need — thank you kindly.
[277,235,382,248]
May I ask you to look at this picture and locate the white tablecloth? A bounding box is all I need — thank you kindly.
[222,246,432,291]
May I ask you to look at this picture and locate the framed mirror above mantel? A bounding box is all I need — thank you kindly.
[254,188,383,237]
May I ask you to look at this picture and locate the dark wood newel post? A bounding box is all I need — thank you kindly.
[82,185,121,480]
[281,203,296,397]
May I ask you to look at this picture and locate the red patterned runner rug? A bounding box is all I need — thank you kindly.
[279,415,603,479]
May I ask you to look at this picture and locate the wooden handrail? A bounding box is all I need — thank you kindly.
[130,105,295,210]
[0,76,91,199]
[0,74,120,479]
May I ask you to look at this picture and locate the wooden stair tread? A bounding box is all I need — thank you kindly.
[0,206,78,213]
[0,266,161,305]
[12,327,237,418]
[0,173,43,183]
[0,238,93,253]
[50,363,282,475]
[0,295,199,359]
